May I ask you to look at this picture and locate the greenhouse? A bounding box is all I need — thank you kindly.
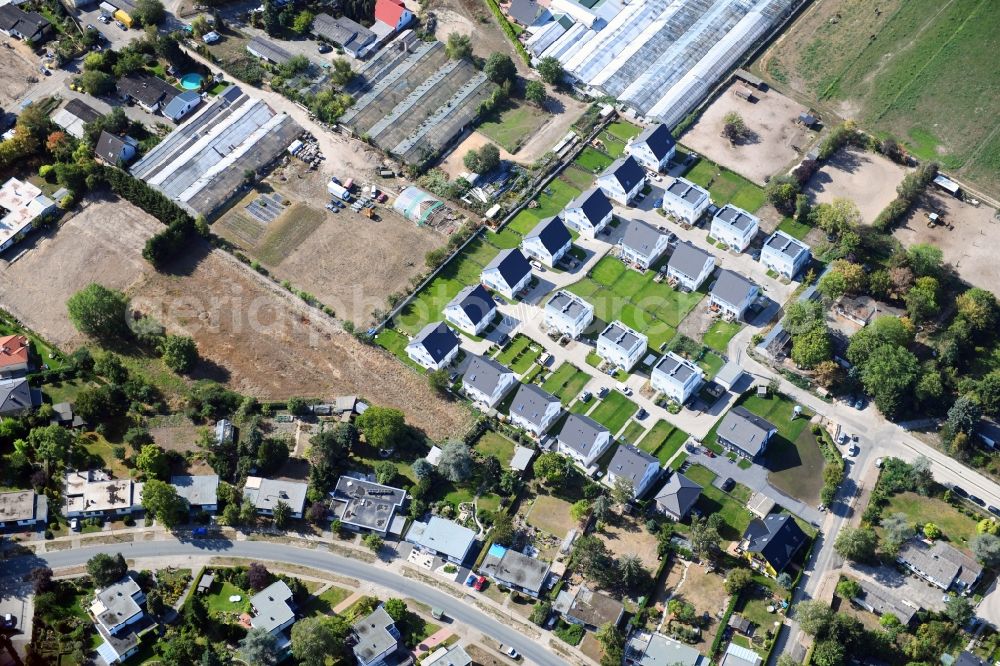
[393,186,445,226]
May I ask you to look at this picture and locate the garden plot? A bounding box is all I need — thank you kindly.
[600,513,661,571]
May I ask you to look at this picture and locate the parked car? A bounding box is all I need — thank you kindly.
[192,527,209,537]
[617,384,633,396]
[597,386,609,399]
[499,645,520,660]
[635,408,648,420]
[875,457,884,468]
[1,614,15,629]
[317,42,332,53]
[952,485,968,497]
[115,20,127,30]
[465,574,477,587]
[473,575,487,591]
[69,517,80,531]
[98,13,111,22]
[989,505,1000,517]
[580,390,592,403]
[971,495,986,507]
[431,607,445,620]
[721,477,735,492]
[530,260,544,272]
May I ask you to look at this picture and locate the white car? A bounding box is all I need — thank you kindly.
[617,384,633,396]
[530,260,544,272]
[499,645,520,660]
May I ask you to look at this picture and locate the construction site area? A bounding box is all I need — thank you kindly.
[341,32,496,166]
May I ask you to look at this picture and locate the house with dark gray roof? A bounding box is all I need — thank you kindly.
[650,352,704,406]
[557,413,612,469]
[661,177,710,223]
[654,472,701,521]
[509,384,561,437]
[312,13,375,58]
[462,355,517,408]
[850,579,917,627]
[479,545,552,597]
[717,406,777,460]
[117,73,179,114]
[554,585,624,630]
[955,652,990,666]
[522,215,572,267]
[626,123,676,172]
[0,4,50,41]
[710,270,759,321]
[607,445,660,499]
[710,204,759,252]
[0,377,38,416]
[597,320,647,371]
[760,230,811,279]
[170,474,219,513]
[596,156,646,205]
[444,284,496,336]
[544,290,594,338]
[52,98,101,139]
[94,131,137,166]
[331,475,407,535]
[740,514,807,577]
[405,321,460,370]
[563,187,612,238]
[481,248,532,299]
[405,515,477,564]
[620,219,670,270]
[667,242,715,291]
[897,539,982,594]
[507,0,548,27]
[246,35,293,65]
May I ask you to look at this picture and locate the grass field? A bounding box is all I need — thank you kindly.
[525,493,577,537]
[777,217,813,241]
[474,430,517,465]
[574,147,615,173]
[506,178,583,237]
[301,585,352,617]
[541,363,591,404]
[588,391,639,434]
[607,122,642,141]
[702,320,742,354]
[374,328,423,370]
[767,429,826,506]
[755,0,1000,195]
[205,581,251,617]
[687,464,752,542]
[684,159,766,213]
[255,204,326,266]
[882,491,980,549]
[477,102,552,153]
[638,420,689,465]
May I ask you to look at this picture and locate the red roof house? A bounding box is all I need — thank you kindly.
[0,335,29,377]
[374,0,413,32]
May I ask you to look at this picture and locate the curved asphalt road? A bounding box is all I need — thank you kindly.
[6,540,560,666]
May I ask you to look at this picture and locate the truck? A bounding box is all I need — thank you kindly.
[327,180,351,201]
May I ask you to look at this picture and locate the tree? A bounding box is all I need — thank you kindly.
[611,476,634,505]
[411,458,434,481]
[330,58,353,86]
[257,436,290,475]
[945,395,982,437]
[688,515,721,559]
[722,111,750,143]
[477,143,501,173]
[783,299,825,334]
[977,372,1000,417]
[906,276,939,322]
[592,494,612,523]
[860,344,919,418]
[618,553,645,591]
[814,198,862,237]
[135,444,169,480]
[907,243,944,277]
[445,32,472,60]
[791,325,832,369]
[189,15,210,36]
[383,598,407,621]
[87,553,127,587]
[957,287,998,332]
[158,335,198,373]
[79,69,115,96]
[972,533,1000,567]
[571,535,615,585]
[533,452,566,486]
[881,512,913,553]
[142,479,188,528]
[846,316,914,367]
[134,0,165,25]
[525,80,546,105]
[570,499,590,524]
[427,369,450,395]
[355,407,405,450]
[484,53,516,84]
[537,56,563,85]
[794,599,833,636]
[596,623,624,666]
[834,526,878,563]
[944,595,974,625]
[818,260,866,299]
[66,283,130,341]
[124,426,154,451]
[24,423,75,470]
[437,441,473,483]
[491,512,515,546]
[272,500,291,528]
[724,568,753,595]
[374,461,398,485]
[776,572,793,590]
[979,518,1000,536]
[530,600,552,626]
[811,640,846,666]
[765,175,798,215]
[247,562,271,591]
[291,9,313,33]
[363,533,384,553]
[27,566,53,594]
[238,627,279,666]
[261,0,282,35]
[835,578,862,600]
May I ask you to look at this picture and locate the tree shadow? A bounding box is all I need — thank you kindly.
[157,235,214,277]
[187,356,231,383]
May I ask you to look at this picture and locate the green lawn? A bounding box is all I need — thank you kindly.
[571,398,595,415]
[638,420,689,465]
[606,121,642,141]
[883,491,980,549]
[374,328,423,370]
[474,430,517,465]
[620,420,647,445]
[301,586,352,617]
[687,464,752,541]
[599,131,628,157]
[702,320,743,354]
[766,428,827,506]
[696,350,725,381]
[777,217,813,241]
[496,334,541,374]
[560,165,597,191]
[588,391,639,434]
[541,363,591,404]
[477,101,552,153]
[684,159,766,213]
[205,581,251,617]
[573,147,614,173]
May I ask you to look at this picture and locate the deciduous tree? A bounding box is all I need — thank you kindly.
[833,526,878,563]
[142,479,188,528]
[537,57,563,84]
[67,283,130,341]
[356,407,405,450]
[87,553,127,587]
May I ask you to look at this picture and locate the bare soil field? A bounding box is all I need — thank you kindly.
[600,514,661,571]
[681,83,818,185]
[658,560,728,654]
[0,196,159,349]
[439,132,516,179]
[896,191,1000,297]
[804,147,908,223]
[426,0,525,73]
[0,42,38,108]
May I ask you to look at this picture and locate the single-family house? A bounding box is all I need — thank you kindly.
[373,0,413,33]
[710,270,759,321]
[620,219,670,270]
[553,585,624,631]
[243,476,308,519]
[625,631,710,666]
[462,355,517,408]
[0,177,57,253]
[760,230,811,279]
[507,0,547,27]
[596,321,647,371]
[596,156,646,205]
[405,321,460,371]
[607,445,660,499]
[850,579,917,627]
[51,99,102,139]
[955,652,990,666]
[626,123,676,172]
[897,539,982,594]
[117,73,179,114]
[94,131,138,166]
[719,642,762,666]
[667,242,715,291]
[709,204,759,252]
[544,290,594,338]
[250,580,296,650]
[0,377,37,416]
[479,545,551,597]
[246,35,293,66]
[557,414,612,469]
[653,472,701,521]
[424,645,472,666]
[91,576,147,665]
[481,248,532,299]
[64,471,143,519]
[170,474,219,513]
[834,293,878,327]
[0,490,47,531]
[740,514,808,577]
[0,334,30,377]
[522,215,572,267]
[444,284,496,336]
[716,406,777,460]
[330,475,407,536]
[312,13,375,58]
[405,515,477,564]
[509,384,562,437]
[563,187,612,238]
[162,90,202,123]
[353,605,403,666]
[650,352,704,405]
[661,177,710,224]
[0,4,50,41]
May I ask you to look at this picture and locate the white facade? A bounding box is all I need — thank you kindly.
[709,205,759,252]
[650,352,705,405]
[625,124,676,171]
[509,385,562,437]
[481,249,533,299]
[521,217,573,267]
[543,290,594,338]
[463,371,516,408]
[0,178,55,252]
[596,321,647,371]
[443,286,496,336]
[760,230,811,279]
[462,357,517,408]
[661,177,710,224]
[481,266,530,299]
[710,271,759,321]
[405,327,460,371]
[596,157,646,205]
[522,233,570,266]
[443,300,494,336]
[666,244,715,292]
[619,220,670,270]
[562,188,613,238]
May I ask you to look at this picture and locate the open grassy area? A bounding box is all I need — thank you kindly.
[702,320,742,354]
[767,429,826,506]
[777,217,813,241]
[374,328,423,370]
[474,430,517,465]
[588,391,639,434]
[882,491,980,549]
[606,121,642,141]
[541,363,590,404]
[638,420,689,465]
[684,158,766,213]
[620,420,647,445]
[505,179,583,236]
[255,203,326,266]
[205,581,251,618]
[574,147,615,173]
[687,464,753,541]
[525,493,577,537]
[477,101,552,153]
[301,585,352,617]
[495,334,541,374]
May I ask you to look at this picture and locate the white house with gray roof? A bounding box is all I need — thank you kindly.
[424,645,472,666]
[667,242,715,291]
[353,605,402,666]
[710,204,759,252]
[620,219,670,270]
[557,413,612,469]
[509,384,562,437]
[625,631,710,666]
[479,546,552,597]
[170,474,219,513]
[91,575,147,665]
[597,321,647,371]
[249,580,296,648]
[607,445,660,499]
[462,355,517,408]
[481,248,533,299]
[544,290,594,338]
[596,155,646,205]
[625,123,676,172]
[661,177,710,223]
[331,475,407,535]
[563,187,612,238]
[243,476,308,518]
[710,270,759,321]
[760,230,811,279]
[522,215,572,267]
[650,352,704,405]
[405,515,477,564]
[716,407,777,460]
[654,472,701,521]
[406,321,460,371]
[444,284,496,336]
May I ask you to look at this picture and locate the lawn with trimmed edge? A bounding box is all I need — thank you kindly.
[301,585,352,617]
[702,320,742,353]
[620,420,647,445]
[696,350,725,380]
[883,491,980,549]
[766,428,826,506]
[542,363,591,404]
[375,328,423,370]
[685,159,766,213]
[606,121,641,141]
[474,430,517,465]
[574,147,614,174]
[588,391,639,434]
[688,464,752,541]
[777,217,813,241]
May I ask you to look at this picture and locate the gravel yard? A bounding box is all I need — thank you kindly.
[804,147,909,223]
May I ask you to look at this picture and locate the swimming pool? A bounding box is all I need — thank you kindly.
[488,543,507,559]
[179,73,204,90]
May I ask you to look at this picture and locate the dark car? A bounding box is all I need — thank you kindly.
[317,42,332,53]
[971,495,986,507]
[496,333,510,347]
[721,477,735,492]
[952,485,969,498]
[1,614,15,629]
[989,505,1000,517]
[636,408,648,420]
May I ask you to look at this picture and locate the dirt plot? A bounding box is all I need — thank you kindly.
[681,83,817,185]
[0,43,38,108]
[439,132,516,179]
[599,514,661,571]
[896,191,1000,297]
[804,147,908,223]
[0,196,160,349]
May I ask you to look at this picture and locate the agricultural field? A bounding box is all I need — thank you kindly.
[755,0,1000,195]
